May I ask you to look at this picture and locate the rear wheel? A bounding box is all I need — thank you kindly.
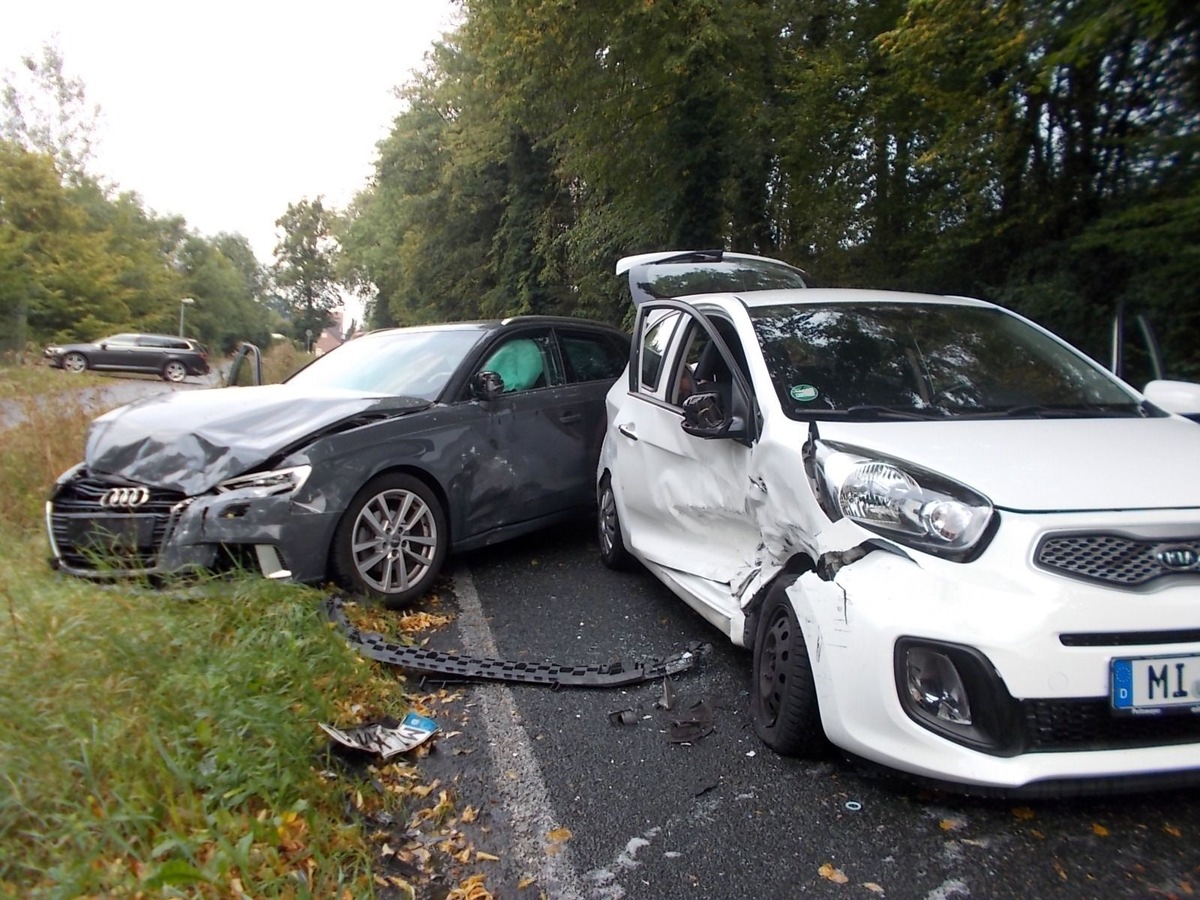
[62,352,87,374]
[332,473,447,609]
[751,584,828,756]
[162,360,187,382]
[597,475,631,570]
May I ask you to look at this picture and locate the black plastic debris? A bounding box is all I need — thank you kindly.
[608,708,638,726]
[324,594,705,688]
[667,700,715,743]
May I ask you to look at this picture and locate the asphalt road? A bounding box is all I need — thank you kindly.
[412,519,1200,900]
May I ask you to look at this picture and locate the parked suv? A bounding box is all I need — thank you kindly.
[44,333,210,382]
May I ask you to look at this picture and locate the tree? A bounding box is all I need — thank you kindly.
[2,39,102,181]
[272,198,343,344]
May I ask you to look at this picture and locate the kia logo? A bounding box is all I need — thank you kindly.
[99,487,150,509]
[1155,546,1199,571]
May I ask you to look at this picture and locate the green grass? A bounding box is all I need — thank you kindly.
[0,361,415,898]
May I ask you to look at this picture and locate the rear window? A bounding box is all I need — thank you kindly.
[559,331,627,382]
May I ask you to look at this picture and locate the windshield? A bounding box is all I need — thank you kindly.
[751,303,1148,420]
[286,327,485,399]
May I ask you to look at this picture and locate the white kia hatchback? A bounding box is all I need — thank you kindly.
[598,250,1200,795]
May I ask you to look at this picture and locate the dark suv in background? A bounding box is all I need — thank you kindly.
[44,333,210,382]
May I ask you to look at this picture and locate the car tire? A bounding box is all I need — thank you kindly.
[751,583,828,756]
[62,352,88,374]
[162,361,188,383]
[597,475,631,570]
[332,473,447,610]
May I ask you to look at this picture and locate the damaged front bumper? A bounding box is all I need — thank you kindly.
[792,509,1200,793]
[45,466,338,586]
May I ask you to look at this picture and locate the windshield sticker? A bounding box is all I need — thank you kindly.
[790,384,819,402]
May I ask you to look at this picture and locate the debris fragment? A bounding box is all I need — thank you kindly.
[608,708,638,726]
[320,712,439,759]
[325,595,705,687]
[655,678,675,710]
[667,700,714,743]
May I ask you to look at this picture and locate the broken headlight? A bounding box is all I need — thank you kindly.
[816,446,995,561]
[215,465,312,498]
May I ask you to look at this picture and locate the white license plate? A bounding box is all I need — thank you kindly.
[1111,653,1200,715]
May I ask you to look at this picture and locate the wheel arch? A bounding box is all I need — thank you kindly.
[741,552,817,647]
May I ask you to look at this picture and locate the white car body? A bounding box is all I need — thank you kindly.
[598,254,1200,795]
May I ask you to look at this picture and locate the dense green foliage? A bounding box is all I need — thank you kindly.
[0,139,278,356]
[343,0,1199,376]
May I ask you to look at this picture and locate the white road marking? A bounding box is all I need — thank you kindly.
[452,564,587,900]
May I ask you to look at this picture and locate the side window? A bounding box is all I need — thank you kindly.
[478,331,559,393]
[639,310,681,393]
[672,315,750,406]
[559,331,626,383]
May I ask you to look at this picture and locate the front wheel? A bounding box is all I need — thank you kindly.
[751,584,828,756]
[332,473,447,609]
[597,475,631,570]
[162,361,187,382]
[62,352,88,374]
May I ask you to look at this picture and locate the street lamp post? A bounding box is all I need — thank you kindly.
[179,297,195,336]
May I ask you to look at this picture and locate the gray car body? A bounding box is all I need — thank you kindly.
[47,317,627,586]
[44,333,210,379]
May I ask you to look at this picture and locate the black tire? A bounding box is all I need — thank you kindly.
[62,352,88,374]
[597,475,631,570]
[751,584,828,756]
[162,360,188,382]
[332,473,448,609]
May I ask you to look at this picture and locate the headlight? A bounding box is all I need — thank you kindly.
[215,465,312,498]
[817,445,995,561]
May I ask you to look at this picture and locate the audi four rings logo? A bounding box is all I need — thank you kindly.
[100,486,150,508]
[1155,546,1200,571]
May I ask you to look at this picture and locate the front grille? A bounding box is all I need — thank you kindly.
[1022,698,1200,751]
[49,475,186,572]
[1035,533,1200,587]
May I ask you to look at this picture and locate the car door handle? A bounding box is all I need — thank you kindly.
[617,424,638,441]
[559,411,582,425]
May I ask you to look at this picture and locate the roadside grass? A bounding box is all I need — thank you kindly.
[0,364,421,898]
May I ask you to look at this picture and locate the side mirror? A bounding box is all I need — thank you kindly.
[471,370,505,401]
[1143,379,1200,422]
[680,390,737,439]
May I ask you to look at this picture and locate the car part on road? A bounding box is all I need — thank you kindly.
[319,712,439,759]
[667,700,715,743]
[325,594,706,687]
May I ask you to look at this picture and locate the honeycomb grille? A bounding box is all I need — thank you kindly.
[1022,698,1200,751]
[49,475,185,572]
[1035,534,1200,587]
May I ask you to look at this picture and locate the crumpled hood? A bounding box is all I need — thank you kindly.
[817,416,1200,512]
[85,384,430,494]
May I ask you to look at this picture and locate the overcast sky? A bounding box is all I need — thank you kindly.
[2,1,459,265]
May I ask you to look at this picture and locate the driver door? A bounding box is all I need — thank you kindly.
[608,303,764,612]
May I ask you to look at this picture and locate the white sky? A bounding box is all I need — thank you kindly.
[2,1,459,266]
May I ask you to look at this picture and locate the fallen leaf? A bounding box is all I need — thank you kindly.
[863,883,885,894]
[546,827,572,844]
[461,805,479,824]
[819,863,849,884]
[476,851,500,862]
[1164,824,1182,837]
[1092,823,1110,837]
[1012,806,1036,821]
[939,818,966,832]
[518,875,537,889]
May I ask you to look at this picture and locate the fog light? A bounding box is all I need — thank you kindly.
[905,647,972,725]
